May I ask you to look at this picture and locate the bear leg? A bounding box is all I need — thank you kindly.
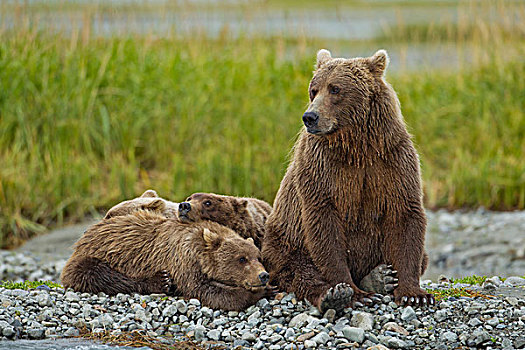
[359,264,399,295]
[63,257,171,295]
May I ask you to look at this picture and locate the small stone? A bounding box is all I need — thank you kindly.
[323,309,336,323]
[162,304,178,318]
[468,330,491,347]
[434,310,448,322]
[304,340,317,348]
[504,276,525,287]
[487,276,502,286]
[514,336,525,349]
[284,328,295,340]
[383,322,409,336]
[64,291,80,302]
[487,317,499,327]
[233,339,249,347]
[350,312,374,331]
[188,298,201,306]
[297,331,315,342]
[2,327,15,338]
[64,327,80,337]
[207,329,220,341]
[194,325,205,341]
[35,293,53,307]
[289,313,312,328]
[367,345,390,350]
[242,332,257,342]
[400,306,416,322]
[342,326,365,343]
[311,331,329,345]
[27,327,45,339]
[97,314,114,327]
[441,331,458,342]
[468,318,482,327]
[387,337,408,348]
[175,300,188,314]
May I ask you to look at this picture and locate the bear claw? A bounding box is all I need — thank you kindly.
[398,293,435,307]
[319,283,354,315]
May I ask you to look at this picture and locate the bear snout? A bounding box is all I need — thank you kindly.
[258,271,270,285]
[302,111,319,129]
[178,202,191,215]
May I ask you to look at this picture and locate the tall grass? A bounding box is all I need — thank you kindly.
[0,2,524,247]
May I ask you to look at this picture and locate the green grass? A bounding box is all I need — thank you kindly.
[0,280,62,290]
[0,2,524,247]
[450,275,487,285]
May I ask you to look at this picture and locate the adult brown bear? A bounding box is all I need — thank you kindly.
[262,49,433,314]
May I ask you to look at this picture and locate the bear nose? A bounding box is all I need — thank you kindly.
[178,202,191,215]
[258,272,270,285]
[302,112,319,128]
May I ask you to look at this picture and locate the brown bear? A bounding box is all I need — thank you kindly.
[104,189,179,219]
[177,193,272,250]
[61,210,270,310]
[262,49,433,314]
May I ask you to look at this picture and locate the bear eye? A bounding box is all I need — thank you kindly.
[239,257,247,264]
[186,196,192,201]
[309,88,318,100]
[329,85,341,95]
[204,200,212,207]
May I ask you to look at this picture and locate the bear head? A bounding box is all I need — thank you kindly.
[104,189,179,219]
[198,227,269,292]
[177,193,248,226]
[302,49,393,136]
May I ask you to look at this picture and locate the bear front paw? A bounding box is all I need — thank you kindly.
[145,270,173,295]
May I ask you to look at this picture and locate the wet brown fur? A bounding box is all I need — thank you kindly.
[262,49,430,308]
[179,193,272,250]
[61,211,268,310]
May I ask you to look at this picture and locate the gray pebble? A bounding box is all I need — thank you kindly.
[350,311,374,330]
[342,326,364,343]
[400,306,416,322]
[304,339,317,348]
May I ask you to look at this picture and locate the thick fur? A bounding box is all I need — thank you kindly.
[178,193,272,250]
[262,49,431,309]
[61,211,268,310]
[104,190,179,219]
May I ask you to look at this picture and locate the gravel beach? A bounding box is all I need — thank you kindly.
[0,209,523,349]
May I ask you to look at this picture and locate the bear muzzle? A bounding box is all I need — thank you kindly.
[302,111,320,131]
[177,202,192,222]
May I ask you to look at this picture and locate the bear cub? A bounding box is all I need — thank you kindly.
[178,193,272,249]
[61,211,270,310]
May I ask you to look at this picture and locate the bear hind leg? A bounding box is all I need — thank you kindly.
[62,257,171,296]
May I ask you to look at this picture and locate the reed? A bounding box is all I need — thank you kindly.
[0,1,523,247]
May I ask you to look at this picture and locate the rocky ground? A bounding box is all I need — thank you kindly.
[0,209,524,349]
[0,275,523,349]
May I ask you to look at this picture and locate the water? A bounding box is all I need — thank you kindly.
[0,339,148,350]
[1,5,458,40]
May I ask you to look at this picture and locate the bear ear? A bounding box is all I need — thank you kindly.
[233,199,249,213]
[143,199,166,211]
[316,49,332,69]
[367,49,389,77]
[141,189,158,198]
[246,237,254,245]
[203,228,221,248]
